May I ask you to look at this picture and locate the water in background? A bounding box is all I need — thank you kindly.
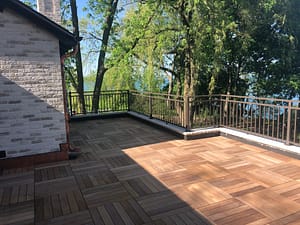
[84,80,94,91]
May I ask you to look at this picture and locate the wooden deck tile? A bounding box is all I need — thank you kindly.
[137,190,189,219]
[209,174,266,197]
[238,189,300,220]
[83,182,131,208]
[35,164,73,182]
[104,155,137,169]
[239,169,292,187]
[173,181,231,208]
[161,211,211,225]
[90,199,152,225]
[0,172,34,207]
[111,164,148,181]
[270,181,300,203]
[122,175,166,198]
[184,163,229,181]
[157,169,202,187]
[35,176,78,197]
[0,200,34,225]
[269,163,300,180]
[198,198,267,225]
[2,117,300,225]
[269,211,300,225]
[37,210,94,225]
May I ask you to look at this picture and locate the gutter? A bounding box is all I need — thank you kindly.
[60,45,79,155]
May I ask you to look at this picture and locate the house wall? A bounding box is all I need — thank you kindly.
[0,8,67,158]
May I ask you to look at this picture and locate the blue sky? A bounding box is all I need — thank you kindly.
[76,0,88,19]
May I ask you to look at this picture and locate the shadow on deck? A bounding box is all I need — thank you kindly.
[1,117,300,225]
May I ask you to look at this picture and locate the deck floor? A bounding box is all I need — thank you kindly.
[1,117,300,225]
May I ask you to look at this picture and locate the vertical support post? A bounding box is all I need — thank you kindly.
[184,96,190,130]
[219,95,222,126]
[127,90,130,111]
[286,101,292,145]
[69,92,73,116]
[149,93,153,119]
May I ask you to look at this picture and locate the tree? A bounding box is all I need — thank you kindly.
[70,0,85,113]
[89,0,120,113]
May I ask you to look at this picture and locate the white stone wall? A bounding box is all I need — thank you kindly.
[0,9,67,158]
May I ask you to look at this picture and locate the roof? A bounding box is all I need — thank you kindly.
[0,0,78,55]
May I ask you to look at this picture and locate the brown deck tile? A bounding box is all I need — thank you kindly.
[122,175,166,198]
[36,210,94,225]
[173,181,232,208]
[238,189,300,220]
[269,211,300,225]
[83,182,131,208]
[198,198,267,225]
[0,200,34,225]
[239,169,292,187]
[209,174,266,197]
[137,190,189,219]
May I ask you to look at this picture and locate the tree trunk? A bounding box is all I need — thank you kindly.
[92,0,119,113]
[70,0,86,114]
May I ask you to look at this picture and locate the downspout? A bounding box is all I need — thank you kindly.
[60,44,78,153]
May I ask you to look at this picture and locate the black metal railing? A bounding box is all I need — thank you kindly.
[129,91,185,127]
[68,90,300,146]
[68,90,129,116]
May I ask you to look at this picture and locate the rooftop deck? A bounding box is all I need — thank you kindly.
[1,117,300,225]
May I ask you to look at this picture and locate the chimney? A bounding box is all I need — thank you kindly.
[37,0,61,24]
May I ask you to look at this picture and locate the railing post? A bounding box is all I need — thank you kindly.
[149,93,153,119]
[69,92,73,116]
[219,95,222,126]
[286,101,292,145]
[127,90,130,111]
[184,96,190,130]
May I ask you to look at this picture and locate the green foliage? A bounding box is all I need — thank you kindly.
[62,0,300,99]
[20,0,36,9]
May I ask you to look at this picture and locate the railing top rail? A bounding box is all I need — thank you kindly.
[69,90,128,95]
[129,90,184,99]
[220,94,300,104]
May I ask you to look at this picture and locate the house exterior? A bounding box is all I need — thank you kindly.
[0,0,77,164]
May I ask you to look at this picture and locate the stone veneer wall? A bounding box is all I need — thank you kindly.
[0,9,67,158]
